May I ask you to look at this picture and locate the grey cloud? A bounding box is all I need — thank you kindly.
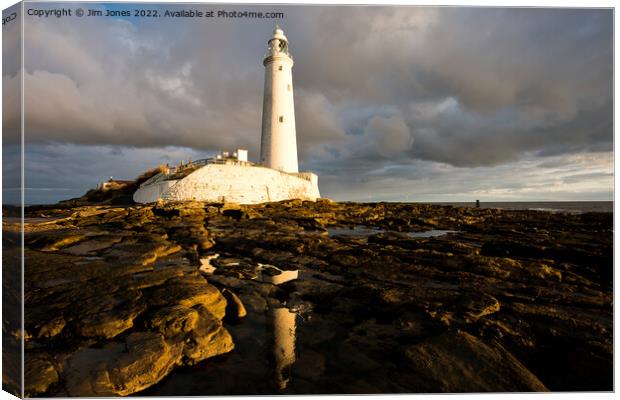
[296,7,612,167]
[294,89,348,159]
[363,115,413,158]
[403,95,612,167]
[561,172,614,184]
[21,14,265,156]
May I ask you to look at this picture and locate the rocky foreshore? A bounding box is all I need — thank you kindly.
[4,200,612,395]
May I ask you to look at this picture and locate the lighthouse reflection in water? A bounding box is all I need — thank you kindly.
[272,307,297,390]
[257,263,299,390]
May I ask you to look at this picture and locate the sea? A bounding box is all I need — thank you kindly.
[428,201,613,214]
[13,200,613,214]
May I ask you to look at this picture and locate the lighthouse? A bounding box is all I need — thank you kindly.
[260,26,299,173]
[133,26,320,205]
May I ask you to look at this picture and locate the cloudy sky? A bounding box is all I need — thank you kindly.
[2,3,613,204]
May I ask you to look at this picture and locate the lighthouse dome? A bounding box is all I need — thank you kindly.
[271,26,288,42]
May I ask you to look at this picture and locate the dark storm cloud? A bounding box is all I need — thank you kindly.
[6,4,613,202]
[407,99,612,167]
[294,7,612,167]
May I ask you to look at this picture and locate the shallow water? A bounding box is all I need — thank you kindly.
[257,264,299,285]
[326,225,384,237]
[327,225,456,239]
[407,230,456,238]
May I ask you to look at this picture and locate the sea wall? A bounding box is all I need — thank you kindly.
[133,180,177,204]
[133,164,320,204]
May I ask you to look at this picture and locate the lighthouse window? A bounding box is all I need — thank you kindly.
[279,116,284,122]
[278,65,283,71]
[287,84,291,91]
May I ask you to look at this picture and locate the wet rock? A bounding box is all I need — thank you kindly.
[183,307,235,364]
[404,331,548,392]
[149,276,227,320]
[238,290,269,313]
[29,232,89,252]
[148,305,200,338]
[71,290,146,338]
[64,332,181,396]
[206,274,246,290]
[25,352,59,397]
[76,304,146,339]
[440,292,501,324]
[294,350,326,380]
[130,266,187,290]
[60,236,123,255]
[336,340,383,372]
[36,315,66,339]
[103,239,182,267]
[222,288,248,319]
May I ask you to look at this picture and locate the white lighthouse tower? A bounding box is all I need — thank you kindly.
[260,26,299,173]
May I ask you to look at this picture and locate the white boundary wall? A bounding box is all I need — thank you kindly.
[133,164,320,204]
[133,180,177,204]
